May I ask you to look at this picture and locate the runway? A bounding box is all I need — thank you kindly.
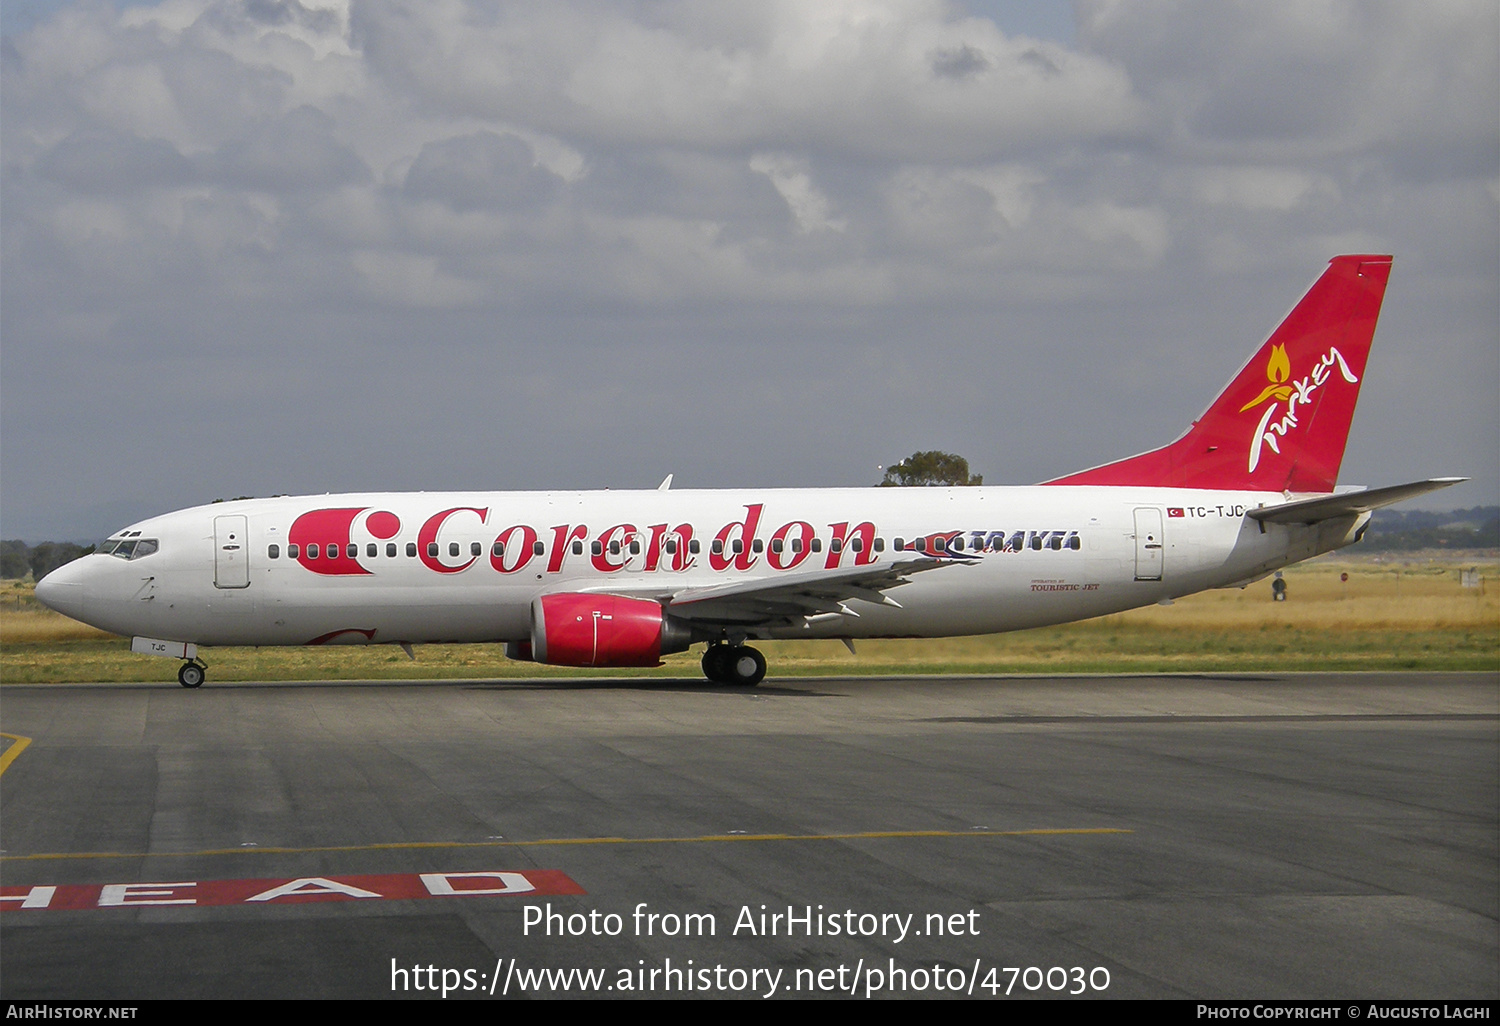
[2,672,1495,999]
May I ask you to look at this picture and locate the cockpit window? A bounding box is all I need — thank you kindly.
[105,538,158,560]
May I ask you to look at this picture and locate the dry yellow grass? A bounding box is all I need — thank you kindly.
[1097,559,1497,631]
[0,609,117,643]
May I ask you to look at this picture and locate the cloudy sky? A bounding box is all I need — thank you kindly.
[2,0,1496,542]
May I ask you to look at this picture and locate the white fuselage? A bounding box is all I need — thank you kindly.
[41,486,1363,649]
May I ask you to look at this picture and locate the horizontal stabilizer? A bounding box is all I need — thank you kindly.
[1246,478,1467,525]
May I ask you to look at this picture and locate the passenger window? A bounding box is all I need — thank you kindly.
[427,543,438,557]
[711,540,723,555]
[894,538,904,551]
[851,538,863,553]
[1050,536,1062,550]
[470,542,481,557]
[268,544,280,559]
[873,538,884,553]
[609,540,620,556]
[449,542,460,557]
[732,540,743,554]
[811,539,822,553]
[830,539,842,554]
[1069,536,1081,550]
[308,544,320,559]
[346,543,357,558]
[288,544,299,559]
[1031,536,1042,551]
[407,543,417,557]
[387,543,397,557]
[533,540,545,556]
[367,543,378,558]
[665,540,677,555]
[592,541,603,556]
[789,539,800,553]
[950,537,962,552]
[690,540,701,554]
[915,538,926,552]
[629,540,640,555]
[574,540,584,555]
[752,539,763,553]
[772,539,784,553]
[492,542,504,557]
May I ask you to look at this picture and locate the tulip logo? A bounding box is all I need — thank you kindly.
[1240,344,1294,412]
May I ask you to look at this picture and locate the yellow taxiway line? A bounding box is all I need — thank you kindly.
[1,827,1132,862]
[0,733,31,777]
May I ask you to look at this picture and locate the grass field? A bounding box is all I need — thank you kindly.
[1,553,1495,683]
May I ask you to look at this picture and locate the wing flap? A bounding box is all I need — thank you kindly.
[665,557,963,625]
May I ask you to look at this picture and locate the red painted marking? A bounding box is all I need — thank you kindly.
[710,504,763,571]
[490,524,539,574]
[0,870,584,911]
[289,508,373,576]
[366,511,401,539]
[417,507,489,574]
[767,521,814,570]
[306,628,377,646]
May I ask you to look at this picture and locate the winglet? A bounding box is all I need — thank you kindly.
[657,474,673,491]
[1045,256,1393,493]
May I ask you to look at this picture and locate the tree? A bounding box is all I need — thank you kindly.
[28,542,94,581]
[1,540,30,579]
[879,451,983,487]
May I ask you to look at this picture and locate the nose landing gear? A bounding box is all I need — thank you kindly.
[177,660,207,689]
[701,643,766,687]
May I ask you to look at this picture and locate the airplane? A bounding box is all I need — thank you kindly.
[35,255,1463,688]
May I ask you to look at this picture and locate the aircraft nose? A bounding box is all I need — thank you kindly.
[34,561,88,620]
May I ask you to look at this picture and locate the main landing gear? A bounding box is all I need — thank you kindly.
[177,660,207,689]
[701,643,766,687]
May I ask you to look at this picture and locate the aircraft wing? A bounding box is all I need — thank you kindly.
[1247,478,1467,525]
[664,557,967,626]
[575,557,971,627]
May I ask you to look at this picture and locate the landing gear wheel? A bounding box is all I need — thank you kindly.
[722,645,766,687]
[178,662,205,689]
[702,644,733,683]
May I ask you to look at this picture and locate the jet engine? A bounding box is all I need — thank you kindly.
[529,593,694,667]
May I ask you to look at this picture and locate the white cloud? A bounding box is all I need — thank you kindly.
[1,0,1495,538]
[351,0,1146,160]
[350,248,486,307]
[1187,167,1339,211]
[748,153,845,233]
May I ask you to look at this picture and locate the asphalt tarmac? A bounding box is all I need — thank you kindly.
[1,672,1495,1000]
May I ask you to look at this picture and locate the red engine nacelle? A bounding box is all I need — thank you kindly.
[531,593,693,667]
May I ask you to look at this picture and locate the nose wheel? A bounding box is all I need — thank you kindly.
[177,661,207,689]
[701,644,766,687]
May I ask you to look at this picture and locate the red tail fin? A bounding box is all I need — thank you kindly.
[1044,255,1392,493]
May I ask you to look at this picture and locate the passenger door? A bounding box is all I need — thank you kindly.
[214,515,250,589]
[1134,508,1163,581]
